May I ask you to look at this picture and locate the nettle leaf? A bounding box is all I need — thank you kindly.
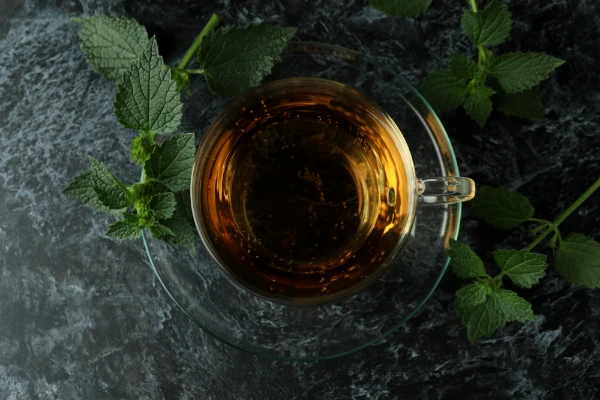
[115,36,182,134]
[462,0,512,47]
[88,156,133,209]
[73,14,148,82]
[149,223,175,240]
[471,186,534,229]
[149,192,177,220]
[489,52,565,93]
[198,23,297,97]
[463,85,496,127]
[457,287,534,343]
[369,0,433,19]
[144,133,196,192]
[419,69,468,114]
[447,239,488,280]
[161,218,197,254]
[106,214,142,239]
[63,170,114,213]
[456,281,492,314]
[556,234,600,288]
[493,249,547,288]
[493,86,545,121]
[450,53,479,80]
[174,190,196,226]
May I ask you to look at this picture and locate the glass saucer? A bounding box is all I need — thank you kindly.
[142,42,461,360]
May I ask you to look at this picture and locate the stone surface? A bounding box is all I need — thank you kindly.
[0,0,599,399]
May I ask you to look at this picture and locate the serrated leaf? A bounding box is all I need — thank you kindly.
[88,156,132,209]
[369,0,433,19]
[470,186,534,229]
[63,170,113,213]
[106,214,142,239]
[450,53,479,80]
[419,69,468,114]
[489,52,565,93]
[131,133,157,165]
[462,0,512,47]
[494,289,535,323]
[115,37,182,134]
[149,192,177,220]
[198,23,297,97]
[556,234,600,288]
[493,86,545,121]
[144,133,196,192]
[493,249,547,288]
[174,190,196,226]
[456,281,493,314]
[73,14,148,82]
[149,222,175,240]
[161,218,197,254]
[447,239,488,280]
[463,85,495,127]
[458,288,534,343]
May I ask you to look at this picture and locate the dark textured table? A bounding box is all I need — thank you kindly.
[1,0,599,399]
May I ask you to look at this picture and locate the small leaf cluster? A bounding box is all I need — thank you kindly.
[449,186,600,342]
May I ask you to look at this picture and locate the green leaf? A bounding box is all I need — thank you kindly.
[198,23,297,97]
[149,223,175,240]
[494,289,536,323]
[174,190,196,226]
[463,85,496,127]
[369,0,433,19]
[115,36,182,134]
[144,133,196,192]
[556,234,600,288]
[489,52,565,93]
[161,218,197,254]
[130,132,157,165]
[149,192,177,220]
[461,0,512,47]
[419,69,468,114]
[63,170,113,213]
[470,186,534,229]
[450,53,479,80]
[493,249,547,288]
[493,86,545,121]
[456,281,493,314]
[106,214,142,239]
[88,156,133,209]
[73,14,148,82]
[447,239,488,280]
[458,287,534,343]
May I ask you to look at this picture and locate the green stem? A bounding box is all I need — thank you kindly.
[177,13,222,70]
[184,69,205,75]
[525,176,600,251]
[469,0,478,12]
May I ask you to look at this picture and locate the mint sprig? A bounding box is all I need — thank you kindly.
[449,177,600,343]
[419,0,564,126]
[65,14,295,252]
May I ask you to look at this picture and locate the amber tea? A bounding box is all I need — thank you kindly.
[192,78,416,303]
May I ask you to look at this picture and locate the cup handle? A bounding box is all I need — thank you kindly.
[417,177,476,205]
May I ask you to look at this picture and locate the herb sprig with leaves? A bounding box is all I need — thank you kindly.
[371,0,564,127]
[64,14,296,252]
[369,0,598,343]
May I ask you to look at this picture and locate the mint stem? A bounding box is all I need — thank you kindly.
[469,0,478,13]
[526,176,600,251]
[177,13,222,70]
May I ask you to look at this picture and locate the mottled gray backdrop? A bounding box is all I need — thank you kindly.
[1,0,599,399]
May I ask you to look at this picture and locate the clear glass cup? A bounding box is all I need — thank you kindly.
[190,77,475,304]
[142,42,471,360]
